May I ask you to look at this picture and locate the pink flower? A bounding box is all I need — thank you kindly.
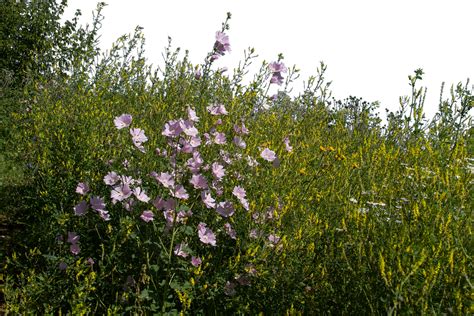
[111,184,132,202]
[232,186,249,210]
[187,152,204,173]
[210,181,223,197]
[67,231,80,244]
[114,114,132,129]
[224,223,236,239]
[90,196,106,211]
[130,128,148,144]
[155,148,167,157]
[270,72,284,85]
[268,61,287,73]
[179,139,194,153]
[212,162,225,179]
[181,120,199,137]
[120,175,135,186]
[103,171,120,186]
[75,182,89,195]
[232,186,246,200]
[210,53,221,62]
[197,222,216,246]
[123,199,135,211]
[201,191,216,209]
[174,243,189,258]
[190,174,208,189]
[240,198,250,211]
[155,172,175,188]
[172,185,189,200]
[268,234,281,245]
[207,104,228,115]
[214,132,227,145]
[187,107,199,122]
[98,210,111,221]
[70,243,81,255]
[191,256,202,267]
[220,150,232,164]
[134,142,146,153]
[214,31,231,56]
[216,201,235,217]
[133,187,150,203]
[74,201,88,216]
[152,197,165,210]
[178,210,193,222]
[189,136,201,148]
[234,123,249,135]
[284,137,293,152]
[233,136,246,149]
[195,68,202,79]
[268,62,287,86]
[162,120,183,137]
[140,210,154,222]
[130,128,147,152]
[67,231,81,255]
[164,198,177,211]
[260,148,277,162]
[249,229,261,239]
[163,210,175,225]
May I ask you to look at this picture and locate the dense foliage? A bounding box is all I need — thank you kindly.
[1,1,473,314]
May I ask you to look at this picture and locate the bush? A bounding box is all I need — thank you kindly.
[2,3,473,314]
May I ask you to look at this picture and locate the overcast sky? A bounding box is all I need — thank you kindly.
[63,0,473,119]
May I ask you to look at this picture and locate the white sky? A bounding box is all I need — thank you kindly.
[63,0,474,119]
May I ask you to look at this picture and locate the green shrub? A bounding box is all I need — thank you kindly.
[2,3,473,314]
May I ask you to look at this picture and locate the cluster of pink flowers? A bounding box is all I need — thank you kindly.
[114,114,148,152]
[74,182,110,221]
[70,92,289,278]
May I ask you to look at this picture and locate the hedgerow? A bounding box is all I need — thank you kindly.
[1,2,473,314]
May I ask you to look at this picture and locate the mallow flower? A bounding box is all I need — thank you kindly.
[174,242,189,258]
[90,196,106,212]
[74,201,88,216]
[103,171,120,186]
[214,31,231,56]
[140,210,154,222]
[130,128,148,143]
[197,222,216,246]
[111,184,132,202]
[133,187,150,203]
[155,172,175,188]
[224,222,237,239]
[190,174,208,189]
[75,182,89,195]
[201,191,216,209]
[212,162,225,179]
[114,114,132,129]
[172,185,189,200]
[187,107,199,122]
[207,104,228,116]
[216,201,235,217]
[284,137,293,152]
[260,148,277,162]
[191,256,202,267]
[268,61,287,86]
